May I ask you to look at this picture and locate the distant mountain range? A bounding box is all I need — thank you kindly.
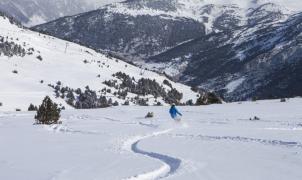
[31,0,302,101]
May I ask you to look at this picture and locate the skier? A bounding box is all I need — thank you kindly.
[169,103,182,121]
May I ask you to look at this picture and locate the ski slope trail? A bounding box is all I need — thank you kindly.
[123,123,187,180]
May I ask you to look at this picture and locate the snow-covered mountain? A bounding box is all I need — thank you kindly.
[149,9,302,101]
[0,13,201,111]
[33,0,301,58]
[0,0,96,26]
[33,0,302,101]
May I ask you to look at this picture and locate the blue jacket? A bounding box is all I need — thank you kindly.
[169,106,182,118]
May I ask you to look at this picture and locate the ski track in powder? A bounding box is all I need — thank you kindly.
[123,128,182,180]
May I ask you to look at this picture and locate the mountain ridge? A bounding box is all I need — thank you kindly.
[32,0,302,101]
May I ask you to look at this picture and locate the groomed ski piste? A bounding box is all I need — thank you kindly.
[1,98,302,180]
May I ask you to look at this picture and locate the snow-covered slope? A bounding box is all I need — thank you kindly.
[1,98,302,179]
[0,14,199,111]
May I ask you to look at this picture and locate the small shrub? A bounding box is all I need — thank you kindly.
[16,108,21,111]
[250,116,260,121]
[280,98,286,102]
[12,70,18,74]
[186,99,194,106]
[156,102,162,106]
[0,102,2,106]
[252,97,258,102]
[113,101,119,106]
[145,112,154,118]
[36,55,43,61]
[123,100,130,106]
[35,96,61,124]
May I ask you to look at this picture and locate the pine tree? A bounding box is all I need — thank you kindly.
[35,96,61,124]
[28,103,38,111]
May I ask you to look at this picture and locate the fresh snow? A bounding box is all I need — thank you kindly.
[1,98,302,180]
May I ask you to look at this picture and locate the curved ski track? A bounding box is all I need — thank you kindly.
[123,129,181,180]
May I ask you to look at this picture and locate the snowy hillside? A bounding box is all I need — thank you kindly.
[0,14,199,111]
[1,98,302,179]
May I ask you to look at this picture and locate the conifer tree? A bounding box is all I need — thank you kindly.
[28,103,38,111]
[35,96,61,124]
